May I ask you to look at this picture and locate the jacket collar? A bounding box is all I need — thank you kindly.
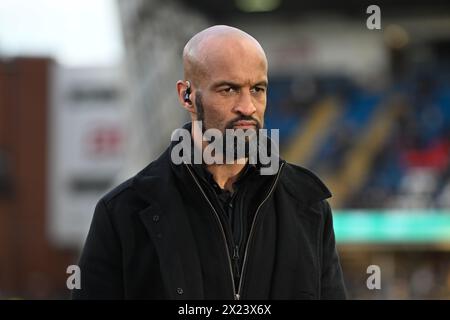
[280,162,332,207]
[132,123,332,207]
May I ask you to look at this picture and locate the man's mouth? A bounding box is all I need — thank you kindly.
[232,120,257,129]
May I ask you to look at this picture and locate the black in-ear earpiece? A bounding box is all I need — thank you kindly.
[184,81,192,103]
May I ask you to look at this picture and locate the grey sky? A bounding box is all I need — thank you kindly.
[0,0,124,66]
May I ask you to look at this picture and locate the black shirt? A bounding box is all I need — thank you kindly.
[192,162,257,242]
[191,162,259,287]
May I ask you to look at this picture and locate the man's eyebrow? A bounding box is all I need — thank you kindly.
[211,81,240,89]
[212,80,268,88]
[254,80,268,88]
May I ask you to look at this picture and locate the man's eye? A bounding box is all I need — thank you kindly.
[222,87,237,94]
[251,87,265,93]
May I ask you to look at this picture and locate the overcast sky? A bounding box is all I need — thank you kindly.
[0,0,124,66]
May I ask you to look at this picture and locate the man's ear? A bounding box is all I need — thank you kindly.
[176,80,194,113]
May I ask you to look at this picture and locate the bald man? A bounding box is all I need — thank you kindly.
[73,25,346,300]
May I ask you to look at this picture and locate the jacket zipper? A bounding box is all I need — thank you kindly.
[185,161,285,300]
[236,161,285,300]
[184,163,239,299]
[231,190,242,286]
[232,245,240,280]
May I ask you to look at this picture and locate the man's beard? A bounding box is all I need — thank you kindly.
[195,91,262,161]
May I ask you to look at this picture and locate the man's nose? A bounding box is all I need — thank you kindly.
[233,91,257,116]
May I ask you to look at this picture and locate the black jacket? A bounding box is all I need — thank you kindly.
[73,136,346,300]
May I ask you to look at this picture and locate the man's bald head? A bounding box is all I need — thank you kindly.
[182,25,268,87]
